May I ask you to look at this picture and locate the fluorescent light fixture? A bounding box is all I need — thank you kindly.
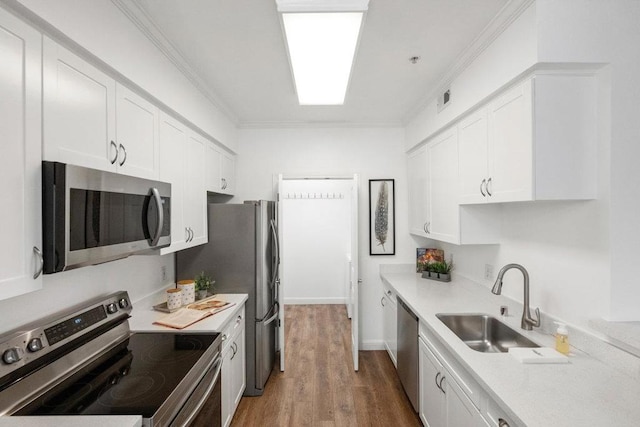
[276,0,369,105]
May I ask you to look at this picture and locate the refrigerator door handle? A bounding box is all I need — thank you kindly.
[269,219,280,289]
[258,301,279,324]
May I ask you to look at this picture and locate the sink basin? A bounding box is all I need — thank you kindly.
[436,314,539,353]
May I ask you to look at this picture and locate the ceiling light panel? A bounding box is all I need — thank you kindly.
[282,12,363,105]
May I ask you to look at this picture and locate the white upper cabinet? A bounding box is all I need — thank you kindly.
[221,151,236,194]
[43,38,160,179]
[159,113,187,253]
[407,145,429,237]
[426,128,460,243]
[43,37,116,172]
[206,142,222,192]
[408,130,499,245]
[115,84,159,179]
[185,131,208,247]
[159,113,208,254]
[0,9,43,300]
[458,74,596,204]
[205,142,236,195]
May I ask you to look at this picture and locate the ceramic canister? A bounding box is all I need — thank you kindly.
[177,280,196,305]
[166,288,183,310]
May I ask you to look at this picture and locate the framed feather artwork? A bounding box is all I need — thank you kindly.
[369,179,395,255]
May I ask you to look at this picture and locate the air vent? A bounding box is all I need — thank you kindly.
[437,88,452,113]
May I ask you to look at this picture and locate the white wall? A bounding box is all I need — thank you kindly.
[0,254,175,335]
[234,127,411,349]
[534,0,640,321]
[404,2,538,150]
[6,0,237,151]
[280,179,352,304]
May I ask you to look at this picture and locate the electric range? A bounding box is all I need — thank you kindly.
[0,291,222,426]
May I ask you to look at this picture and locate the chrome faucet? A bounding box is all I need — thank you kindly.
[491,264,540,331]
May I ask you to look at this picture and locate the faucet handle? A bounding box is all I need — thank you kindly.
[528,307,541,328]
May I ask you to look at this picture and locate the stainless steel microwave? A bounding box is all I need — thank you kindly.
[42,162,171,273]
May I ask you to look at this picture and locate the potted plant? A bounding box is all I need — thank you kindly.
[421,258,453,282]
[194,271,215,299]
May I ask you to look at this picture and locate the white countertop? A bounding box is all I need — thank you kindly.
[128,291,248,333]
[381,268,640,427]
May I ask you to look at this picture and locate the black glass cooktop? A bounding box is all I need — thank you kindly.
[16,333,218,417]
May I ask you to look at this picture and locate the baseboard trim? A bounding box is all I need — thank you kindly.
[284,297,346,305]
[361,340,385,351]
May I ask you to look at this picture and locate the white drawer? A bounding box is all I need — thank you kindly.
[221,306,245,350]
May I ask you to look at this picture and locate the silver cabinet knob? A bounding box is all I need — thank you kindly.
[498,419,510,427]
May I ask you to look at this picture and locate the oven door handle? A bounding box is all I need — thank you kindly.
[170,353,222,427]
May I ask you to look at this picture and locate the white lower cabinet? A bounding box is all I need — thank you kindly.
[381,287,397,367]
[222,306,246,427]
[419,323,519,427]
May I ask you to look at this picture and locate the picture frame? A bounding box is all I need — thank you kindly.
[369,179,395,255]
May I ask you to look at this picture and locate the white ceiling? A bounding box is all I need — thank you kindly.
[132,0,509,127]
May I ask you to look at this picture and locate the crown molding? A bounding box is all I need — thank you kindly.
[111,0,239,124]
[402,0,535,125]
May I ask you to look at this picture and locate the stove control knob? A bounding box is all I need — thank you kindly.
[106,303,118,314]
[118,298,129,309]
[3,347,24,365]
[27,338,43,353]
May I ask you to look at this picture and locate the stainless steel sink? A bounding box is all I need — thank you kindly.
[436,314,539,353]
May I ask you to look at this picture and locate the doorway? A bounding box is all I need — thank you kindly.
[276,175,359,371]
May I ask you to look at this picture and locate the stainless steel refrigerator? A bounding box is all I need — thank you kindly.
[176,201,279,396]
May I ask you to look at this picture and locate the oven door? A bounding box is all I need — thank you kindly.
[170,352,223,427]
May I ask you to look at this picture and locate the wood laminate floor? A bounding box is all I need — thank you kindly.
[231,304,421,426]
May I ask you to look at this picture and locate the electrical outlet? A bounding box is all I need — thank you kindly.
[161,265,167,281]
[484,264,494,281]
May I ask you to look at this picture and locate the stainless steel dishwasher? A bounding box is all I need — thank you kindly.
[397,297,419,412]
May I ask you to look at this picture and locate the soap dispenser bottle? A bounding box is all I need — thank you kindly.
[554,322,570,355]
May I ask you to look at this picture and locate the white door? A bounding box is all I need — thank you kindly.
[277,174,285,371]
[185,131,207,247]
[350,175,359,371]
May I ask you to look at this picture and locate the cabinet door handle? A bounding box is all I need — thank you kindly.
[435,372,441,391]
[185,227,190,242]
[425,222,430,234]
[118,144,127,166]
[423,223,428,234]
[381,297,385,307]
[498,419,510,427]
[33,246,44,279]
[189,228,194,242]
[480,179,487,197]
[221,333,227,341]
[486,177,493,196]
[439,375,446,394]
[110,141,118,164]
[237,314,243,324]
[386,290,392,296]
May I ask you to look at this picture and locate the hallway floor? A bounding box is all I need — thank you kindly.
[231,304,421,426]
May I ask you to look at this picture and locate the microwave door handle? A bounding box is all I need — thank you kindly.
[148,188,163,246]
[269,219,280,289]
